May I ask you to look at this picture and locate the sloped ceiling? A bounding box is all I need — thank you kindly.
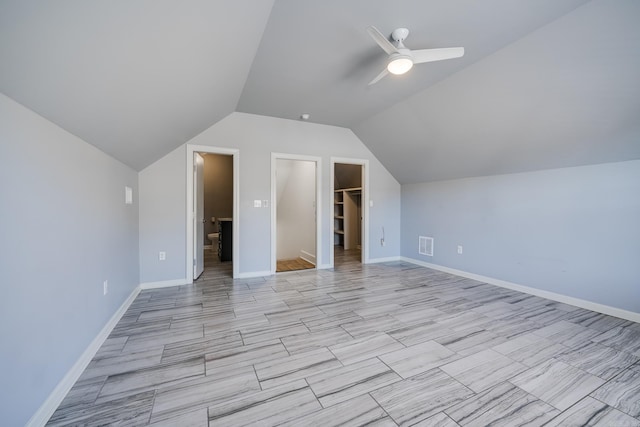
[352,0,640,183]
[0,0,274,171]
[1,0,639,181]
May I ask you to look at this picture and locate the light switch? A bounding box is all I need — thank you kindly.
[253,200,262,208]
[125,186,133,205]
[369,200,374,207]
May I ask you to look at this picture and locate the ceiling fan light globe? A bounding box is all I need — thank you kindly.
[387,57,413,75]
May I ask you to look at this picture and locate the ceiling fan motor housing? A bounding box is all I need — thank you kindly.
[391,28,410,43]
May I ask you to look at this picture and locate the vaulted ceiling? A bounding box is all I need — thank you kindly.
[1,0,638,182]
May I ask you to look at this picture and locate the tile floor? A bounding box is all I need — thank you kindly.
[47,248,640,426]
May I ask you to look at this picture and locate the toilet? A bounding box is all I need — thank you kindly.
[207,217,219,252]
[207,232,219,245]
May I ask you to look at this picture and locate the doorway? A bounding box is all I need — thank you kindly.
[271,154,321,274]
[200,152,234,279]
[331,158,369,268]
[186,145,239,281]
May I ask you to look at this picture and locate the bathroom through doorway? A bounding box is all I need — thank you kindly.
[186,145,239,282]
[200,152,233,278]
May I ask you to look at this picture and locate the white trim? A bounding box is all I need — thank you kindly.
[186,145,239,280]
[271,153,322,274]
[238,270,272,279]
[300,250,316,265]
[401,257,640,323]
[367,256,401,264]
[139,279,188,290]
[26,286,140,427]
[317,263,332,270]
[330,158,369,268]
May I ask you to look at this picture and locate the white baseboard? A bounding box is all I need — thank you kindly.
[317,263,332,270]
[238,270,272,279]
[367,256,401,264]
[139,279,188,290]
[26,286,141,427]
[300,250,316,265]
[401,257,640,323]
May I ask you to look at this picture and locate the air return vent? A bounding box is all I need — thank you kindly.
[419,236,433,256]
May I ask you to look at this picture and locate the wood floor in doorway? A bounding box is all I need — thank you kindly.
[276,257,315,272]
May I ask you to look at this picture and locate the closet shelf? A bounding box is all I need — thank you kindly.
[333,187,361,250]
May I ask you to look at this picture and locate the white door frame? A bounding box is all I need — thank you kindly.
[330,157,369,267]
[193,152,205,279]
[271,153,322,274]
[186,144,239,280]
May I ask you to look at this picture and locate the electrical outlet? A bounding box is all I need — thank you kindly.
[457,245,463,255]
[103,280,108,295]
[159,251,166,261]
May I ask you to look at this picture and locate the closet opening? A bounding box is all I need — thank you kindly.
[271,154,321,274]
[332,160,367,267]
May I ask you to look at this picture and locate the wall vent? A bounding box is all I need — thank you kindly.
[418,236,433,256]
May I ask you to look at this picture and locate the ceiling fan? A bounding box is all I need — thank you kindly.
[367,26,464,85]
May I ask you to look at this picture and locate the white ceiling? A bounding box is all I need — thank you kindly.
[1,0,639,182]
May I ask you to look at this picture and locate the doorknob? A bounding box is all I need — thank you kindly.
[202,218,206,223]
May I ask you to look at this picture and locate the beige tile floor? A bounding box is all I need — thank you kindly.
[47,248,640,426]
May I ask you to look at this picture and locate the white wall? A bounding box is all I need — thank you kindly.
[139,112,401,279]
[401,160,640,314]
[276,159,316,261]
[0,93,139,426]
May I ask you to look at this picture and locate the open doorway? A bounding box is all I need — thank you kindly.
[331,158,368,268]
[271,154,321,273]
[186,145,239,281]
[199,152,233,279]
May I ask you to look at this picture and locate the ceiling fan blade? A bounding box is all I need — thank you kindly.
[368,68,389,85]
[367,26,398,55]
[412,47,464,64]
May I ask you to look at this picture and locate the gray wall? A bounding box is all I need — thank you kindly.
[0,93,139,426]
[139,112,401,279]
[139,147,185,284]
[203,153,233,239]
[401,160,640,313]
